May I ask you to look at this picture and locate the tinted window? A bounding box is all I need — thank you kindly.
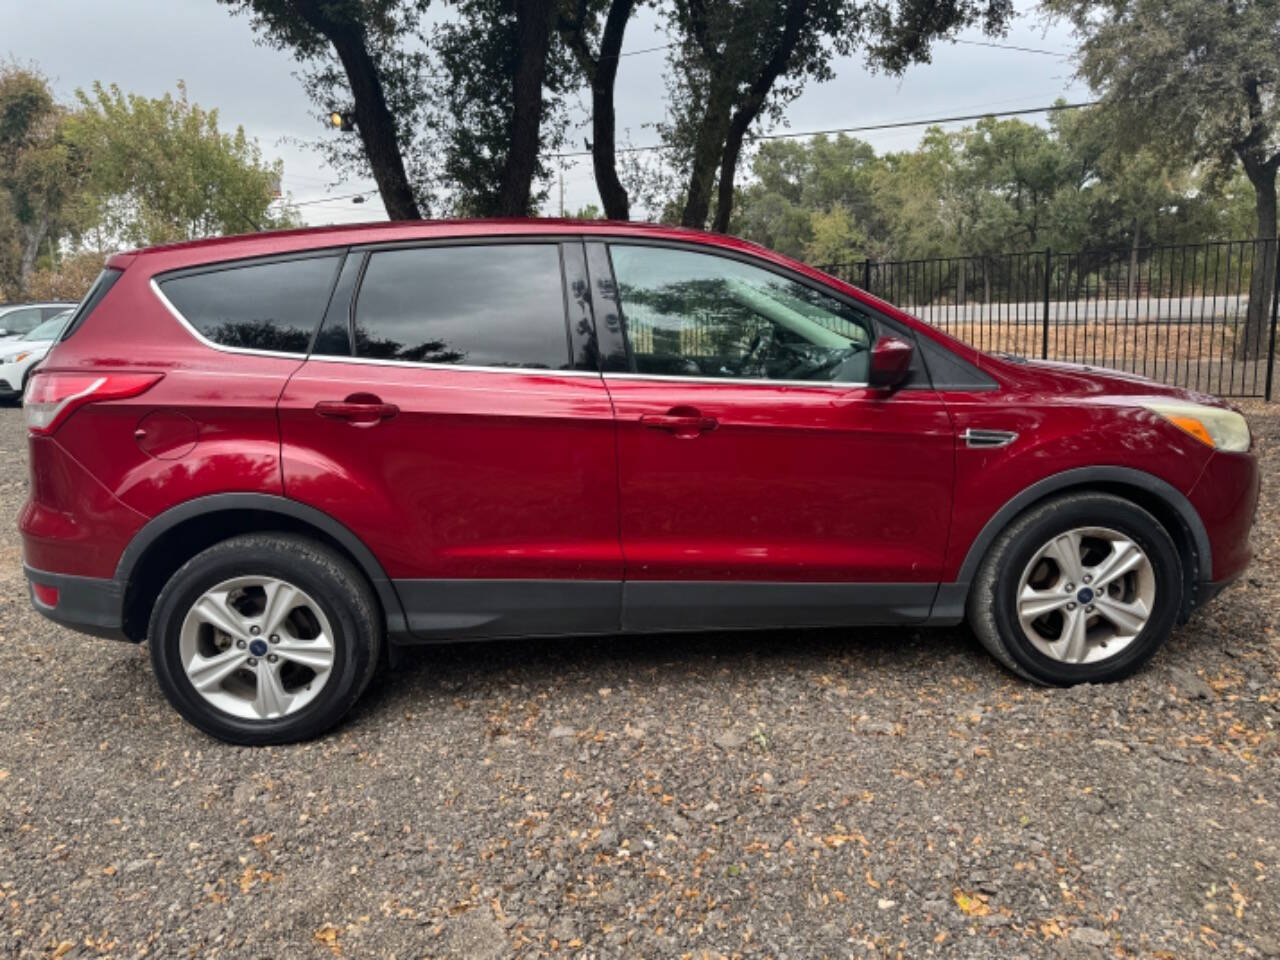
[609,245,875,382]
[160,256,341,353]
[353,244,570,369]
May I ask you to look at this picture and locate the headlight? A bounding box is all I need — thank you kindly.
[1141,400,1251,452]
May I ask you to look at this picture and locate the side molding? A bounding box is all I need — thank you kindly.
[114,493,410,635]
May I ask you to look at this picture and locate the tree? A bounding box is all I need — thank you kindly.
[66,81,296,247]
[663,0,1015,233]
[219,0,429,219]
[1043,0,1280,355]
[556,0,641,219]
[434,0,569,215]
[0,66,82,295]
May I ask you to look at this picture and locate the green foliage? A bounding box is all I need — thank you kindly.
[65,81,297,247]
[1042,0,1279,232]
[660,0,1015,231]
[731,109,1254,265]
[0,65,85,296]
[433,0,570,216]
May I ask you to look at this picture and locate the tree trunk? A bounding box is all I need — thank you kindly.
[1240,158,1277,359]
[498,0,556,217]
[708,0,808,234]
[679,98,731,229]
[710,114,750,234]
[290,1,421,220]
[18,212,50,295]
[588,0,635,220]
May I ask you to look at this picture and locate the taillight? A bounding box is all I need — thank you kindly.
[24,371,163,435]
[31,582,59,607]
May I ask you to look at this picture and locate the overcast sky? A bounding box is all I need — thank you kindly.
[6,0,1090,227]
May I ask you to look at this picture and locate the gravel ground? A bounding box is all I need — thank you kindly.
[0,402,1277,960]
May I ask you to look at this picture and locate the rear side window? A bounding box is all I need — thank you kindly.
[60,268,122,340]
[353,244,570,369]
[159,255,341,353]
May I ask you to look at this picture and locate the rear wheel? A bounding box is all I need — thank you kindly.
[149,534,381,744]
[968,492,1182,685]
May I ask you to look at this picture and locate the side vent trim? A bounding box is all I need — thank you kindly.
[962,428,1018,449]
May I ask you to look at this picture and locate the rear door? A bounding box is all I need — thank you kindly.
[589,241,956,631]
[278,239,622,640]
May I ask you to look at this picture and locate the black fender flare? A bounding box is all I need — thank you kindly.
[114,493,409,635]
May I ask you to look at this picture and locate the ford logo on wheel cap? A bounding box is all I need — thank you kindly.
[249,638,269,657]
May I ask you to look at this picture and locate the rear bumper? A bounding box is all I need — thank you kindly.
[24,564,127,641]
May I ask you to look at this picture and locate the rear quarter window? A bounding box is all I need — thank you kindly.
[353,244,570,369]
[158,255,342,353]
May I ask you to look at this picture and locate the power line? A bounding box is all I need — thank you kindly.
[281,190,379,208]
[549,100,1098,158]
[285,101,1097,208]
[603,37,1069,62]
[951,38,1068,58]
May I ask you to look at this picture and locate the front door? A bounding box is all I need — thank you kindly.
[590,241,955,631]
[279,240,622,640]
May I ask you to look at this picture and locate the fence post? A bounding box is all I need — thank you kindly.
[1266,238,1280,402]
[862,258,872,293]
[1041,247,1052,360]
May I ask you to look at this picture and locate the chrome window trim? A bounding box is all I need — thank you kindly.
[603,371,870,389]
[150,277,318,361]
[301,351,605,378]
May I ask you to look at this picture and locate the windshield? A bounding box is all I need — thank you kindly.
[23,313,71,341]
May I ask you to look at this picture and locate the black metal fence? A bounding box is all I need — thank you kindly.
[818,239,1280,399]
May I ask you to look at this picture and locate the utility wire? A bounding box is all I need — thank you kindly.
[548,100,1098,158]
[600,37,1068,62]
[283,100,1097,207]
[951,38,1068,57]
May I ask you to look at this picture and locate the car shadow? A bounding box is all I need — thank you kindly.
[351,623,987,718]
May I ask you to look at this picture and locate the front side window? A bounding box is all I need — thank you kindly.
[353,244,570,369]
[159,255,342,353]
[609,245,875,382]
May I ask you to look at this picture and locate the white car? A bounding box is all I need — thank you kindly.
[0,310,72,402]
[0,302,76,340]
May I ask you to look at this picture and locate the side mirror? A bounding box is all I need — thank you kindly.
[868,335,914,389]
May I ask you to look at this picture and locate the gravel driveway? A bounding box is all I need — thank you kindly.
[1,403,1277,959]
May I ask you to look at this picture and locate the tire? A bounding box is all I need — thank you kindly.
[967,492,1182,685]
[149,534,382,744]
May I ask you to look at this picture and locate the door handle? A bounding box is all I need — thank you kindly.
[639,407,718,438]
[314,395,399,424]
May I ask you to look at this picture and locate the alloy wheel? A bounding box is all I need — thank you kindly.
[178,576,335,721]
[1015,526,1156,665]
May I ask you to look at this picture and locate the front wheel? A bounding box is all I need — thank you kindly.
[968,492,1183,685]
[149,534,382,744]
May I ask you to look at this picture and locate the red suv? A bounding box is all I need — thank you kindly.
[20,221,1259,744]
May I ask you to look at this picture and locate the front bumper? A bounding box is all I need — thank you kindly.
[24,564,127,640]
